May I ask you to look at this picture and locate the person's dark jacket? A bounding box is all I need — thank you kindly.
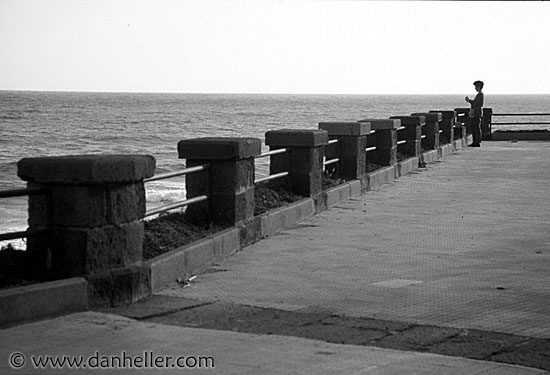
[470,92,484,117]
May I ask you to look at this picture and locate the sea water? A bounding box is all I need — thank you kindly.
[2,91,550,247]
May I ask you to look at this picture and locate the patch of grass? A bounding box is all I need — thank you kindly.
[321,171,344,190]
[144,180,304,259]
[143,212,227,260]
[366,161,383,173]
[254,179,303,216]
[397,152,408,162]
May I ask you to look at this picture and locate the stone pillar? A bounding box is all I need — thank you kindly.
[359,119,401,166]
[265,129,328,197]
[17,154,155,306]
[430,110,455,145]
[454,108,469,145]
[411,112,441,150]
[318,122,371,186]
[389,116,425,157]
[455,107,471,133]
[482,107,493,141]
[178,137,261,226]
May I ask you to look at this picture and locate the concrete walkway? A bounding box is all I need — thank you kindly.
[162,141,550,338]
[1,141,550,374]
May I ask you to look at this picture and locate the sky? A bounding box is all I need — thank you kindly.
[1,0,550,95]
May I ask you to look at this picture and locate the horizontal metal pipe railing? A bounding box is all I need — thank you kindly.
[397,126,405,131]
[492,113,550,116]
[144,195,208,218]
[255,148,288,159]
[327,139,339,145]
[0,187,51,242]
[0,187,48,199]
[397,140,407,145]
[492,122,550,125]
[421,135,427,139]
[323,158,339,166]
[144,164,210,183]
[0,228,49,242]
[365,146,377,152]
[254,147,290,184]
[255,171,289,184]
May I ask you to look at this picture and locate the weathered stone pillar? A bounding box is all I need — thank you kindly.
[265,129,328,197]
[454,108,469,145]
[318,122,371,185]
[482,107,493,141]
[17,154,155,306]
[360,119,401,166]
[411,112,441,150]
[430,110,455,145]
[455,107,471,134]
[178,137,261,226]
[389,116,425,157]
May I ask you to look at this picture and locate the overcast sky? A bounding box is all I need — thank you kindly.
[1,0,549,95]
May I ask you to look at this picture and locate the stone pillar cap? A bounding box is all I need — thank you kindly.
[429,110,456,119]
[318,122,371,136]
[411,112,442,122]
[389,116,426,126]
[359,119,401,130]
[18,154,156,184]
[265,129,328,147]
[178,137,261,160]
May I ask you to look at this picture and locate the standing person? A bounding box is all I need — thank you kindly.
[465,80,484,147]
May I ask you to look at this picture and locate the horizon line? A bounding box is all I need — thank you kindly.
[2,89,550,96]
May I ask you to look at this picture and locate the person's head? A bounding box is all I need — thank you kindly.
[473,80,484,92]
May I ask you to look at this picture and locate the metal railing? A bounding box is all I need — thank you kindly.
[396,126,406,145]
[489,113,550,135]
[0,187,50,242]
[491,113,550,126]
[143,164,210,218]
[254,148,290,184]
[323,138,340,168]
[366,129,377,152]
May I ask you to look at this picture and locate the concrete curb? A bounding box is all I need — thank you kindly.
[367,165,396,190]
[395,156,419,178]
[439,143,455,157]
[260,198,316,237]
[147,227,241,291]
[148,199,317,291]
[492,131,550,141]
[325,180,362,207]
[0,277,88,327]
[422,149,440,164]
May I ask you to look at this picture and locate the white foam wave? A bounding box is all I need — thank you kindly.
[145,183,187,203]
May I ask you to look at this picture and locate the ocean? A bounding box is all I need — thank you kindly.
[2,91,550,248]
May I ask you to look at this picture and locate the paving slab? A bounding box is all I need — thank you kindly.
[160,142,550,337]
[0,312,546,374]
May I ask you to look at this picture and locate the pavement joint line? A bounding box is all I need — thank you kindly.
[111,300,214,321]
[140,301,214,320]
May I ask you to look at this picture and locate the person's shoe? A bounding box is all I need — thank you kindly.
[468,143,481,147]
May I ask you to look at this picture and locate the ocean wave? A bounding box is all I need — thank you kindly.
[0,161,18,175]
[145,185,187,203]
[0,115,23,120]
